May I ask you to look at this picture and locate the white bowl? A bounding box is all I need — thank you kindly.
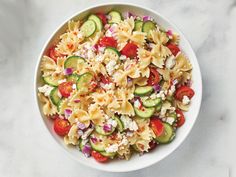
[34,3,202,172]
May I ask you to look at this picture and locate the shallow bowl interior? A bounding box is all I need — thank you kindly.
[35,3,202,172]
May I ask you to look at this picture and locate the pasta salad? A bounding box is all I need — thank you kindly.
[38,11,195,162]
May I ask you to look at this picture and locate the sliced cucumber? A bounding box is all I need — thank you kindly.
[134,106,155,119]
[57,99,63,112]
[95,125,115,136]
[105,47,120,57]
[100,151,116,158]
[76,72,93,94]
[67,73,80,83]
[113,115,124,132]
[155,123,175,144]
[142,98,162,108]
[80,20,96,37]
[49,88,61,106]
[166,95,174,104]
[156,103,162,112]
[88,14,103,31]
[142,20,156,40]
[78,139,84,151]
[134,20,143,31]
[64,56,84,71]
[108,11,122,24]
[134,86,153,96]
[43,76,59,86]
[89,134,106,152]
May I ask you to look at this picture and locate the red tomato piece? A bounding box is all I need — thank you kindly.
[147,67,161,86]
[48,46,65,62]
[121,42,138,58]
[148,140,157,151]
[176,109,185,127]
[54,118,71,136]
[150,118,164,137]
[175,86,195,101]
[58,82,73,98]
[96,13,107,25]
[100,74,111,84]
[166,43,180,56]
[91,151,108,163]
[99,37,117,48]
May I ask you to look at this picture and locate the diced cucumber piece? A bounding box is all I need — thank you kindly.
[156,103,162,112]
[64,56,84,71]
[108,11,122,24]
[89,134,106,152]
[142,20,156,40]
[100,151,116,158]
[134,106,155,119]
[105,47,120,57]
[49,88,61,106]
[134,86,153,96]
[43,76,59,86]
[142,97,162,108]
[88,14,103,31]
[155,123,175,144]
[80,19,97,37]
[113,115,124,132]
[134,20,143,31]
[95,125,115,136]
[67,73,80,83]
[76,72,93,94]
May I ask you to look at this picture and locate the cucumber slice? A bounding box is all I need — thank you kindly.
[43,76,59,86]
[105,47,120,57]
[134,86,153,96]
[142,97,162,108]
[134,20,143,31]
[67,73,80,83]
[88,14,103,31]
[155,123,175,144]
[108,11,122,24]
[100,151,116,158]
[76,72,93,94]
[95,125,115,136]
[49,88,61,106]
[78,139,84,151]
[156,103,162,112]
[89,134,106,152]
[80,20,96,37]
[64,56,84,71]
[57,99,62,112]
[142,20,156,40]
[134,106,155,119]
[113,115,124,132]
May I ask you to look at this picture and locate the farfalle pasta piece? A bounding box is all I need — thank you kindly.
[174,53,192,72]
[151,43,171,58]
[68,20,81,32]
[64,124,79,145]
[88,104,105,124]
[38,93,57,115]
[133,77,148,86]
[150,30,169,45]
[40,56,57,76]
[68,109,90,124]
[176,100,190,111]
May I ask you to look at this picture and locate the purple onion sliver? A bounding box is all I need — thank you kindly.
[82,144,91,157]
[166,30,173,36]
[77,122,86,130]
[64,109,72,118]
[64,68,73,75]
[143,15,151,22]
[78,130,83,136]
[153,84,161,93]
[74,99,80,103]
[103,124,112,132]
[90,137,98,143]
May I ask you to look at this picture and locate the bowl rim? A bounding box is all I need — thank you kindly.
[34,2,202,172]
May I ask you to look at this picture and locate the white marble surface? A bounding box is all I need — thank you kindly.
[0,0,234,176]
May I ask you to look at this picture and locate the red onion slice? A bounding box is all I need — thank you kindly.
[64,68,73,75]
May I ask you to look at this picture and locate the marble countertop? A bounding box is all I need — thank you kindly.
[0,0,234,176]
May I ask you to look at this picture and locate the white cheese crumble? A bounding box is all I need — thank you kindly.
[95,54,104,62]
[119,55,127,61]
[120,115,138,131]
[107,119,117,127]
[58,79,67,84]
[101,83,114,90]
[165,55,176,69]
[105,144,119,153]
[119,136,128,146]
[72,84,76,89]
[166,117,175,125]
[38,85,54,97]
[168,85,176,96]
[157,91,166,100]
[106,60,117,75]
[81,128,93,140]
[134,99,141,108]
[150,93,157,99]
[182,95,190,105]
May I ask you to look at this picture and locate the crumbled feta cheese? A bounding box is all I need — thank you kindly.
[160,108,167,117]
[95,54,103,62]
[119,136,128,146]
[72,84,76,89]
[105,144,119,153]
[168,85,176,96]
[98,46,105,53]
[150,93,157,99]
[106,60,117,75]
[77,32,83,39]
[102,83,114,90]
[81,128,93,140]
[157,91,166,100]
[87,50,95,59]
[166,117,175,125]
[120,115,138,131]
[105,29,113,37]
[169,106,176,113]
[58,79,67,84]
[182,95,190,105]
[107,119,117,127]
[126,131,134,137]
[38,84,54,96]
[119,55,127,61]
[165,55,176,69]
[134,99,141,108]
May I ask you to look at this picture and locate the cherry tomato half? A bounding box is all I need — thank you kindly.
[91,151,108,163]
[166,43,180,56]
[54,118,71,136]
[121,42,138,58]
[99,37,117,48]
[58,82,73,98]
[176,109,185,127]
[175,86,195,101]
[96,13,107,25]
[48,46,65,62]
[150,118,164,137]
[147,67,161,86]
